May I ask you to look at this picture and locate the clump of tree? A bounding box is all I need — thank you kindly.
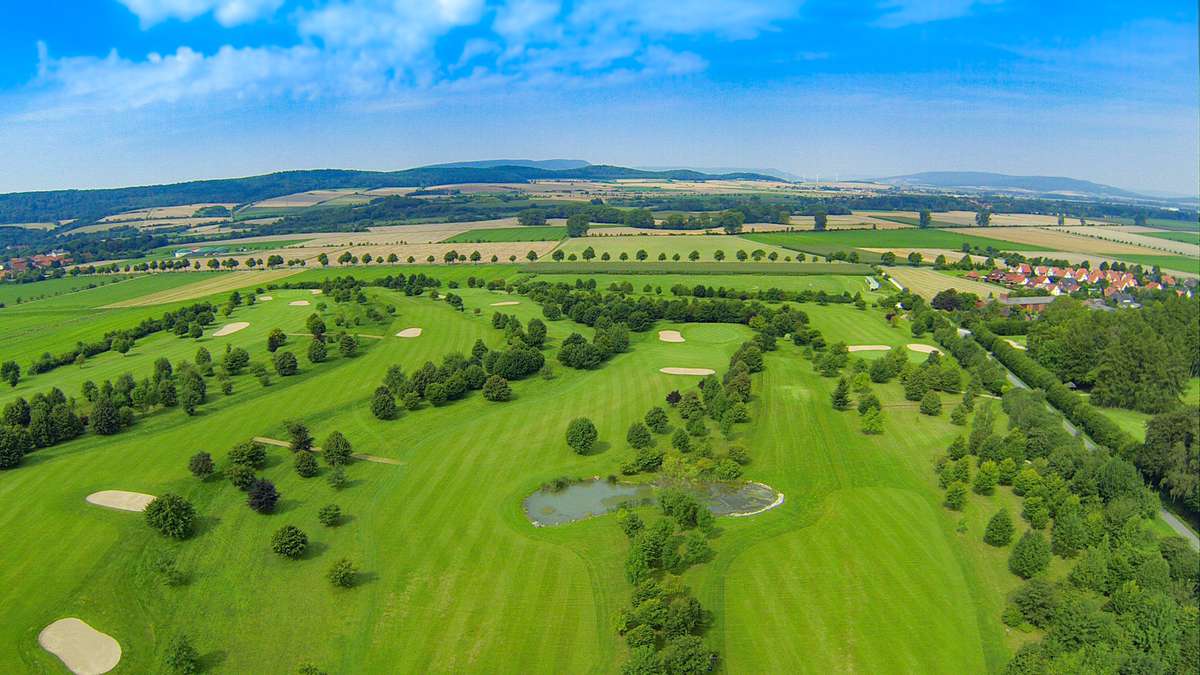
[271,525,308,559]
[145,494,196,540]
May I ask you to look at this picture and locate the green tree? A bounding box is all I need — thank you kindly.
[566,212,589,237]
[627,422,653,449]
[323,431,353,466]
[187,452,214,479]
[645,406,669,434]
[273,350,298,376]
[984,508,1014,546]
[861,407,884,434]
[267,328,287,352]
[327,558,358,587]
[307,339,327,363]
[944,482,968,510]
[566,417,598,454]
[271,525,308,558]
[145,494,196,539]
[164,634,200,674]
[339,333,359,358]
[918,209,931,228]
[223,347,249,374]
[1051,509,1087,558]
[286,420,313,451]
[319,504,341,527]
[2,361,22,387]
[830,377,851,410]
[371,387,397,420]
[973,460,998,494]
[1009,530,1051,578]
[482,375,512,402]
[294,451,319,478]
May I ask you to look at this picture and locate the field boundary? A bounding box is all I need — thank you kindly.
[521,261,873,275]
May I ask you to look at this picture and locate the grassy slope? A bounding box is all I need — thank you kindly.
[1,278,1030,673]
[443,226,566,243]
[0,275,139,307]
[743,229,1043,253]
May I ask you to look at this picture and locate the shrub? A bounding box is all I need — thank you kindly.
[271,525,308,558]
[318,504,341,526]
[273,350,298,376]
[566,417,598,454]
[164,634,200,674]
[920,390,942,416]
[248,479,280,513]
[295,451,319,478]
[984,508,1014,547]
[645,406,670,434]
[307,339,327,364]
[482,375,512,402]
[944,482,967,511]
[323,431,353,466]
[187,451,214,479]
[227,465,256,490]
[626,422,653,449]
[1009,530,1051,579]
[286,420,313,451]
[371,387,397,420]
[145,494,196,540]
[327,558,358,587]
[327,466,347,490]
[228,440,267,468]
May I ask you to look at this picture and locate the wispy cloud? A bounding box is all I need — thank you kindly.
[118,0,283,27]
[874,0,997,28]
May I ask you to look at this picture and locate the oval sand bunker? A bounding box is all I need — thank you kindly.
[39,618,121,675]
[212,322,250,337]
[658,330,685,343]
[289,300,311,306]
[906,343,941,354]
[396,328,423,338]
[847,345,890,352]
[258,295,273,301]
[490,301,520,306]
[660,367,716,376]
[86,490,155,512]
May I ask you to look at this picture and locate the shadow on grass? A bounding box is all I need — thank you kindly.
[198,649,227,672]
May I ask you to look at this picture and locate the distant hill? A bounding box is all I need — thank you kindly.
[879,171,1147,200]
[638,165,802,182]
[0,164,777,226]
[420,159,592,171]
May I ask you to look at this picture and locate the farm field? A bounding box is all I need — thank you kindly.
[443,226,566,243]
[1051,225,1200,257]
[101,270,302,308]
[1141,230,1200,245]
[0,268,1034,674]
[526,272,881,296]
[883,266,1005,298]
[0,274,139,307]
[1107,253,1199,273]
[956,227,1162,256]
[742,229,1042,253]
[552,234,796,261]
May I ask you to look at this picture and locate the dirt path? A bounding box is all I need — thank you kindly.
[252,437,401,465]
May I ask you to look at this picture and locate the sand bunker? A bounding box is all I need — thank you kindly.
[311,289,323,295]
[1005,339,1027,351]
[489,300,520,306]
[212,322,250,337]
[907,343,941,354]
[39,618,121,675]
[258,295,273,301]
[847,345,891,352]
[85,491,155,512]
[396,328,423,338]
[289,300,311,306]
[658,330,685,343]
[660,367,717,376]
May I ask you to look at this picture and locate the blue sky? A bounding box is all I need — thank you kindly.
[0,0,1196,195]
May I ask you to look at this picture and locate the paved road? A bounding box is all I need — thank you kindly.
[999,364,1200,550]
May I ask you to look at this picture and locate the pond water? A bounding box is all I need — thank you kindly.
[523,479,782,526]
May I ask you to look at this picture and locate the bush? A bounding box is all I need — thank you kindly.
[273,350,298,376]
[645,406,670,434]
[920,390,942,416]
[271,525,308,558]
[228,440,267,468]
[295,451,319,478]
[227,464,256,490]
[944,482,967,511]
[482,375,512,402]
[318,504,341,526]
[371,387,397,420]
[984,508,1014,547]
[327,558,358,587]
[286,420,313,451]
[145,494,196,540]
[566,417,598,454]
[248,479,280,513]
[323,431,353,466]
[327,466,347,490]
[307,339,327,364]
[1009,530,1051,579]
[164,634,200,674]
[626,422,653,449]
[187,451,214,479]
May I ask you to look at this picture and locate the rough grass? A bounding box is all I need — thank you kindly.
[527,272,880,296]
[2,278,1025,673]
[523,261,873,275]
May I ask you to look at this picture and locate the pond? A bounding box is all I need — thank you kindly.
[523,479,783,526]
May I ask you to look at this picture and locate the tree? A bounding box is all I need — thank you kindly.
[306,313,326,339]
[164,634,200,674]
[223,346,250,374]
[627,422,653,449]
[482,375,512,402]
[830,377,851,410]
[0,427,33,469]
[861,407,884,435]
[517,208,547,226]
[323,431,353,466]
[973,460,998,494]
[327,466,348,490]
[920,390,942,416]
[226,465,256,490]
[273,350,298,376]
[145,494,196,539]
[319,504,341,527]
[1009,530,1051,578]
[944,482,967,510]
[566,417,598,454]
[271,525,308,558]
[984,508,1014,546]
[248,479,280,513]
[267,328,287,352]
[187,452,214,479]
[286,420,313,451]
[339,333,359,358]
[295,451,319,478]
[228,440,267,468]
[813,209,828,231]
[645,407,669,434]
[327,558,358,587]
[918,209,931,228]
[1051,509,1087,558]
[975,209,991,226]
[371,386,397,419]
[90,397,121,435]
[307,339,327,363]
[566,212,589,237]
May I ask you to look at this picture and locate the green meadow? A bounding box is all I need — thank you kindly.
[443,226,567,243]
[743,229,1044,253]
[0,268,1073,673]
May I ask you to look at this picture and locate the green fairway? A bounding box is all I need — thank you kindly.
[0,274,139,307]
[523,261,873,275]
[0,270,1034,673]
[743,229,1043,253]
[527,272,880,296]
[443,226,566,243]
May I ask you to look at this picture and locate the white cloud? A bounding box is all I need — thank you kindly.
[118,0,283,27]
[568,0,800,39]
[874,0,996,28]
